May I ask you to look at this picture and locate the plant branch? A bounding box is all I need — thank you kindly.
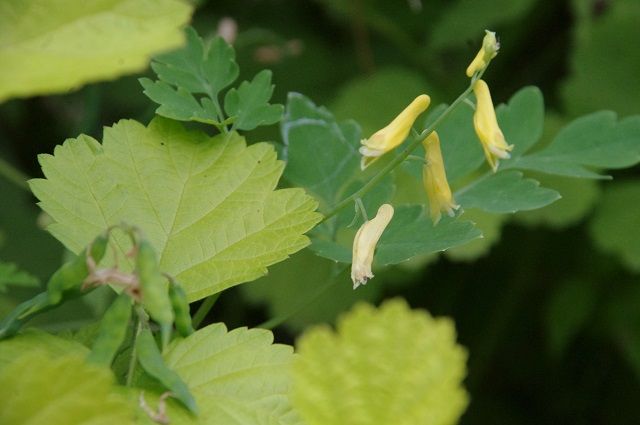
[192,293,220,329]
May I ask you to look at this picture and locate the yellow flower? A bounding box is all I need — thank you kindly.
[422,131,459,224]
[351,204,394,289]
[472,79,513,171]
[466,30,500,77]
[360,95,430,169]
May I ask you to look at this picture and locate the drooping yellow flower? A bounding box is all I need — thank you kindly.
[422,131,459,224]
[360,95,430,169]
[466,30,500,77]
[351,204,394,289]
[472,79,513,171]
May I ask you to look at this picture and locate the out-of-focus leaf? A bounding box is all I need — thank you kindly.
[429,0,537,49]
[456,170,560,214]
[0,329,88,369]
[546,278,597,357]
[0,352,134,424]
[445,208,507,261]
[563,0,640,117]
[30,118,321,301]
[0,0,192,102]
[224,70,284,131]
[0,261,39,292]
[589,181,640,272]
[514,174,601,228]
[293,298,468,425]
[508,112,640,178]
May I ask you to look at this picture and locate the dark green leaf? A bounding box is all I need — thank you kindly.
[456,170,560,213]
[224,70,284,131]
[139,78,219,124]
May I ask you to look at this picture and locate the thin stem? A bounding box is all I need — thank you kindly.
[192,293,220,328]
[322,73,483,221]
[355,198,368,221]
[126,316,142,387]
[0,156,30,191]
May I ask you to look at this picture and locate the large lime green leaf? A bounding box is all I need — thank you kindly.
[0,329,88,369]
[589,181,640,272]
[0,352,134,425]
[159,323,300,425]
[0,0,192,102]
[30,118,321,301]
[293,298,468,425]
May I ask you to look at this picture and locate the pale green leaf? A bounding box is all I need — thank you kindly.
[0,0,192,102]
[589,181,640,272]
[293,298,468,425]
[0,329,88,369]
[456,170,560,213]
[161,323,300,425]
[0,261,39,292]
[30,118,321,301]
[224,70,284,131]
[0,352,134,425]
[508,112,640,178]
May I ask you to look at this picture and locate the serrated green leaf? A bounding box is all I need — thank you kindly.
[0,261,39,292]
[0,329,88,369]
[293,298,468,425]
[508,112,640,178]
[514,173,601,228]
[310,205,481,265]
[160,323,300,425]
[30,118,321,301]
[139,78,219,124]
[0,352,134,424]
[152,28,238,97]
[456,170,560,213]
[589,181,640,272]
[0,0,192,102]
[224,70,284,131]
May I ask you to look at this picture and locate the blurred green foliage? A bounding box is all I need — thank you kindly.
[1,0,639,423]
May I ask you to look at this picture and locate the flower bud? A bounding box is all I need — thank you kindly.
[472,79,513,171]
[466,30,500,77]
[422,131,459,224]
[360,95,430,169]
[351,204,394,289]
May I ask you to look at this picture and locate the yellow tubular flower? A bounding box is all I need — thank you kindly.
[360,95,430,169]
[472,79,513,171]
[422,131,460,224]
[466,30,500,77]
[351,204,394,289]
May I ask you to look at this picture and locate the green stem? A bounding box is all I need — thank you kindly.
[322,73,483,221]
[192,293,220,328]
[0,156,30,191]
[126,316,142,387]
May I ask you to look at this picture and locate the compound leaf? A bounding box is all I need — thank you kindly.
[224,70,284,131]
[0,0,192,102]
[30,118,321,301]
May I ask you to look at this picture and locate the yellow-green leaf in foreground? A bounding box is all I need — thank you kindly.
[0,352,135,425]
[155,323,301,425]
[30,118,321,301]
[0,0,192,102]
[293,298,469,425]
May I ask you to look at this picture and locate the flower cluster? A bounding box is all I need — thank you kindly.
[350,30,509,288]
